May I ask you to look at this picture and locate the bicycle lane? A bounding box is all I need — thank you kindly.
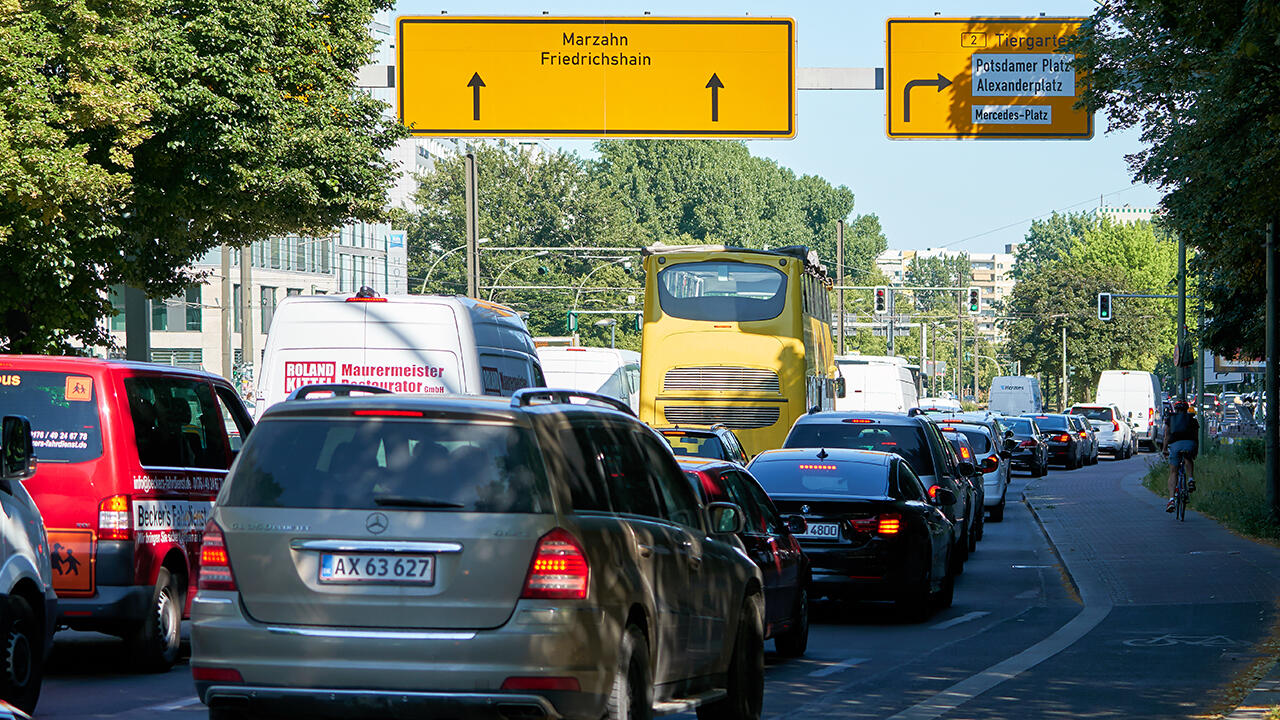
[944,457,1280,719]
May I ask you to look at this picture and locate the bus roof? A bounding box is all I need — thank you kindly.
[642,243,827,275]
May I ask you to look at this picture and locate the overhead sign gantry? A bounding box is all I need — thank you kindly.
[397,16,795,138]
[886,17,1092,139]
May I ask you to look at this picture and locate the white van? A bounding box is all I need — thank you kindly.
[988,376,1044,415]
[536,346,642,413]
[1095,370,1163,450]
[833,355,919,413]
[254,293,544,419]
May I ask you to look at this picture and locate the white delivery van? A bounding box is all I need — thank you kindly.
[988,376,1044,415]
[834,355,919,413]
[536,346,642,413]
[1095,370,1163,450]
[254,293,544,419]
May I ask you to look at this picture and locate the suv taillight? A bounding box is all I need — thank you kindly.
[198,521,237,591]
[1112,420,1120,431]
[98,494,131,541]
[521,528,589,600]
[1019,439,1036,448]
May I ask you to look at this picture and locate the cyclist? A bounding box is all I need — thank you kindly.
[1161,400,1199,512]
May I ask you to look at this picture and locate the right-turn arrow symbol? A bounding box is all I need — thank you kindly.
[903,73,952,122]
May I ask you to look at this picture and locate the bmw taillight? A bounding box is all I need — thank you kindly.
[877,514,902,535]
[1019,440,1036,448]
[1054,433,1071,442]
[198,521,238,591]
[521,528,589,600]
[98,495,131,541]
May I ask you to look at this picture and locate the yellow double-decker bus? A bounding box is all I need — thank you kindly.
[639,244,840,456]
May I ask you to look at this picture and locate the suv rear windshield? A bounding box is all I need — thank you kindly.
[222,418,550,513]
[948,427,991,453]
[1028,415,1068,430]
[785,423,933,476]
[1072,406,1114,421]
[750,459,889,497]
[657,261,787,322]
[0,371,103,463]
[662,431,726,461]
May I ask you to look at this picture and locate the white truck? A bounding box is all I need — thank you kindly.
[1095,370,1164,451]
[535,346,642,414]
[988,376,1044,416]
[833,355,919,413]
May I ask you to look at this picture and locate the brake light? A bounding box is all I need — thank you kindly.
[798,464,837,470]
[877,514,902,535]
[198,521,238,591]
[351,409,424,417]
[502,676,581,691]
[928,485,941,500]
[959,446,972,460]
[1054,433,1071,442]
[1078,431,1087,438]
[1019,440,1036,448]
[98,494,131,541]
[191,666,244,683]
[521,528,589,600]
[842,418,875,424]
[345,296,388,302]
[1112,420,1119,431]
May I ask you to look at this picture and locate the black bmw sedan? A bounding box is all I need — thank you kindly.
[747,447,956,620]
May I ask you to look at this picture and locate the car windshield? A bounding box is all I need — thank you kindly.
[0,370,103,463]
[222,418,550,512]
[955,428,991,453]
[1027,415,1068,430]
[657,260,787,322]
[785,423,933,476]
[750,458,889,497]
[1072,407,1113,421]
[663,431,726,460]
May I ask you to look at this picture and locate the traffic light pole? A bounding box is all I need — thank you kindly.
[837,220,845,356]
[1177,233,1187,401]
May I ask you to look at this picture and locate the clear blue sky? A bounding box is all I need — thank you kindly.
[386,1,1161,254]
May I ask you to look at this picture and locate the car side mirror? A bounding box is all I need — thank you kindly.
[786,515,808,535]
[1003,437,1017,452]
[707,502,745,535]
[956,460,975,477]
[980,457,999,473]
[1004,430,1015,439]
[999,450,1012,459]
[834,377,847,399]
[0,416,36,480]
[931,487,957,506]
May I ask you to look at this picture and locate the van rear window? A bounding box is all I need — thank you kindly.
[0,371,103,463]
[222,418,550,513]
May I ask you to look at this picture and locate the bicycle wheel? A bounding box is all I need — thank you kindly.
[1176,490,1186,521]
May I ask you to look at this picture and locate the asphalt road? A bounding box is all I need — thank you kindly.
[35,452,1280,719]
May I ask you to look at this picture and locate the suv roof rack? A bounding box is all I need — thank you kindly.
[510,388,635,416]
[286,383,393,401]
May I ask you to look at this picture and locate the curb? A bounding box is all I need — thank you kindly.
[1225,663,1280,718]
[1020,480,1084,604]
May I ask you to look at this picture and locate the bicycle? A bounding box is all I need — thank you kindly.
[1173,456,1190,521]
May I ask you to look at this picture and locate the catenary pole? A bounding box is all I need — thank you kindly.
[837,220,845,356]
[1267,219,1279,519]
[1178,233,1188,400]
[464,152,479,298]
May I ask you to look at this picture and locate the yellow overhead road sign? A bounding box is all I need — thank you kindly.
[397,16,795,138]
[886,18,1092,139]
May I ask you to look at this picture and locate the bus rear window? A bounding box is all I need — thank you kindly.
[0,371,103,463]
[657,261,787,322]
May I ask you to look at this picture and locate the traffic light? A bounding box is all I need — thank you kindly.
[966,287,981,315]
[1098,292,1112,321]
[873,286,887,314]
[566,311,578,332]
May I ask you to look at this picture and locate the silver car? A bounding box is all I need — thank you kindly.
[192,389,763,720]
[1070,404,1134,459]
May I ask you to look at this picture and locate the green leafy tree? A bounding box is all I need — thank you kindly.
[907,253,971,314]
[1069,1,1278,357]
[1011,212,1099,280]
[0,0,406,352]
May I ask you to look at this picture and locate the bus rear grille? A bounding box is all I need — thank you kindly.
[663,367,781,392]
[662,406,781,429]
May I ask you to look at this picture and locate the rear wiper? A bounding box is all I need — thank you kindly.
[373,494,465,509]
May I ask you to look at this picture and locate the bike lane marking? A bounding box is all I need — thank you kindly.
[808,656,870,678]
[930,611,990,631]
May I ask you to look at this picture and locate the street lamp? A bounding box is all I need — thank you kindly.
[420,238,489,293]
[573,257,634,311]
[488,250,550,301]
[595,317,617,348]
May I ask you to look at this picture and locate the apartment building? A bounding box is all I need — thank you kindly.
[874,247,1016,340]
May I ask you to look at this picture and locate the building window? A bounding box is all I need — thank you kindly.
[109,286,127,331]
[150,348,203,370]
[286,288,302,297]
[151,297,168,331]
[185,286,202,331]
[261,286,277,332]
[233,284,242,333]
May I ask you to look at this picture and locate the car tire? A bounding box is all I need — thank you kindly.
[933,565,955,610]
[949,535,967,575]
[968,518,978,552]
[989,499,1005,523]
[209,708,257,720]
[773,587,808,658]
[0,595,43,714]
[699,597,763,720]
[125,567,182,673]
[607,625,653,720]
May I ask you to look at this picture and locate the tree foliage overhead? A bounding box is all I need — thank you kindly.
[1069,1,1278,357]
[0,0,406,353]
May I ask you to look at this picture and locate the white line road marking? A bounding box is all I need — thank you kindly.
[148,696,202,711]
[808,656,870,677]
[930,611,990,630]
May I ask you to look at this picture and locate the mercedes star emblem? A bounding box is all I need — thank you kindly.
[801,504,810,514]
[365,512,389,535]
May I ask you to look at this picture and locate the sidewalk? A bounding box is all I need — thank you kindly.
[1024,458,1280,716]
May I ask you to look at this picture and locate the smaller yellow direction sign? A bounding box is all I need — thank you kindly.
[397,16,795,138]
[886,18,1092,139]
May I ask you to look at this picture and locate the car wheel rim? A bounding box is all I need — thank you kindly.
[5,625,30,688]
[157,587,178,649]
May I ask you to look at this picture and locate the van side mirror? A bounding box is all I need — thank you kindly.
[931,487,957,506]
[707,502,745,535]
[786,515,808,535]
[834,377,847,399]
[0,416,36,480]
[956,461,975,477]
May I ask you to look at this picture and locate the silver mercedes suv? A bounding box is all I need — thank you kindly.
[191,388,763,720]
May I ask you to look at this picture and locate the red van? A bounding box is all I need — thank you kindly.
[0,356,253,670]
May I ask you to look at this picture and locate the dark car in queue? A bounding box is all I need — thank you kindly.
[747,448,955,619]
[935,427,987,543]
[783,412,974,574]
[1067,414,1099,465]
[1025,414,1084,469]
[659,425,750,465]
[936,420,1013,522]
[1005,416,1048,477]
[677,457,810,657]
